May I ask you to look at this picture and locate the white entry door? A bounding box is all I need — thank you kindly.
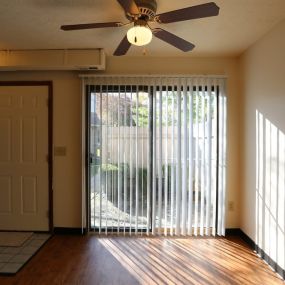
[0,85,50,231]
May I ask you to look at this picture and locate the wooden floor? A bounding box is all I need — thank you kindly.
[0,234,283,285]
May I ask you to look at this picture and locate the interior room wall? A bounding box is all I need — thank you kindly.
[0,72,82,228]
[0,56,241,229]
[239,19,285,268]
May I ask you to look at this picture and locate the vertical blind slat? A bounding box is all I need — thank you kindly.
[194,79,199,236]
[182,80,188,235]
[123,86,127,234]
[81,78,86,234]
[175,85,182,235]
[129,85,134,235]
[218,87,223,235]
[89,79,95,233]
[212,80,218,236]
[164,86,169,236]
[110,80,114,234]
[105,83,109,234]
[221,80,227,236]
[170,85,175,236]
[99,84,103,233]
[117,83,121,233]
[135,87,139,234]
[158,83,163,235]
[206,79,212,235]
[188,81,194,235]
[147,85,151,235]
[152,85,157,235]
[200,82,206,236]
[141,85,144,235]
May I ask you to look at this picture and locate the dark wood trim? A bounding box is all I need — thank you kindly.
[226,228,285,280]
[256,246,285,280]
[0,81,53,87]
[0,81,53,233]
[225,228,255,248]
[0,230,49,233]
[225,228,243,236]
[54,227,87,235]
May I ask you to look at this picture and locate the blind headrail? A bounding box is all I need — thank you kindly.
[79,74,228,79]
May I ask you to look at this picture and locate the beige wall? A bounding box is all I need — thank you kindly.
[0,72,82,227]
[239,19,285,240]
[0,56,241,228]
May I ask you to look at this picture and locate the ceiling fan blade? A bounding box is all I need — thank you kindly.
[152,28,195,52]
[61,22,123,31]
[155,2,219,24]
[117,0,140,15]
[113,35,131,56]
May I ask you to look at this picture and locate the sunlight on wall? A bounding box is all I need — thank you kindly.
[256,110,285,271]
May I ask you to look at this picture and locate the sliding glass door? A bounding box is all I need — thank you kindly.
[86,77,226,236]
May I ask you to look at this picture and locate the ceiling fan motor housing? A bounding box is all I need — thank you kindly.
[127,0,157,21]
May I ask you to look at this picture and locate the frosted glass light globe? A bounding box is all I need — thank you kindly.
[127,25,152,46]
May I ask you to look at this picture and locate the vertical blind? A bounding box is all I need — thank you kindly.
[82,76,227,236]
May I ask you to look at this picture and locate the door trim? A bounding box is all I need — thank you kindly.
[0,81,53,233]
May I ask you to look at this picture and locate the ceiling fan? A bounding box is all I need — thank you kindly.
[60,0,220,56]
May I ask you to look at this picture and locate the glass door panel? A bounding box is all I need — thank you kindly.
[89,86,150,232]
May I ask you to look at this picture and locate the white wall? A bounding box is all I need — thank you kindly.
[0,56,241,228]
[240,19,285,269]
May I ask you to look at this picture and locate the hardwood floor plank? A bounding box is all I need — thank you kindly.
[0,235,283,285]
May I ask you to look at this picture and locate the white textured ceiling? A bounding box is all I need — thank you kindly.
[0,0,285,57]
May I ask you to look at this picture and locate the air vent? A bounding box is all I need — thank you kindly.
[0,49,105,71]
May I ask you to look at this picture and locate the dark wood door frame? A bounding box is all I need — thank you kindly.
[0,81,53,233]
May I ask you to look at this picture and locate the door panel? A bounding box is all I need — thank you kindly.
[0,118,11,161]
[89,87,150,232]
[0,86,49,231]
[21,117,37,162]
[21,176,37,214]
[0,176,12,213]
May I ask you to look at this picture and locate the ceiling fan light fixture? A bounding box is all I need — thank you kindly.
[127,25,152,46]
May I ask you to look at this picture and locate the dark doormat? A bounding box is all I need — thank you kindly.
[0,233,50,275]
